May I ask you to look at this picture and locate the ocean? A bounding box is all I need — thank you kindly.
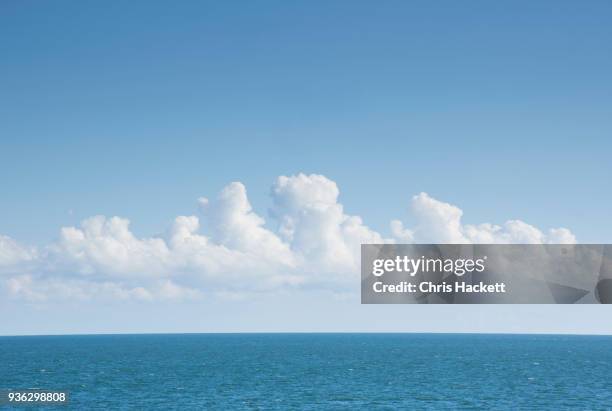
[1,333,611,409]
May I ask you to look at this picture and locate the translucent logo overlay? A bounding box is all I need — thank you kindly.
[361,244,612,304]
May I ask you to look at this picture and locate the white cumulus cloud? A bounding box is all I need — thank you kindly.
[396,192,577,245]
[0,235,36,269]
[271,174,384,276]
[0,174,576,302]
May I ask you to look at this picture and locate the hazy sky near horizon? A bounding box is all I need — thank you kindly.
[1,0,611,335]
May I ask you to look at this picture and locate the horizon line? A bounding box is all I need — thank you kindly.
[2,331,612,338]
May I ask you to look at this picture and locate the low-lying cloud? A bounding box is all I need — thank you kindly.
[0,174,576,302]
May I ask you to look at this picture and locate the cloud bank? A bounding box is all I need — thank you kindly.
[0,174,576,302]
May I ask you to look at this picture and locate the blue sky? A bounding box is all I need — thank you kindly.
[1,1,611,334]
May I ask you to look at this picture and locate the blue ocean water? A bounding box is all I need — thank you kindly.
[1,333,611,409]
